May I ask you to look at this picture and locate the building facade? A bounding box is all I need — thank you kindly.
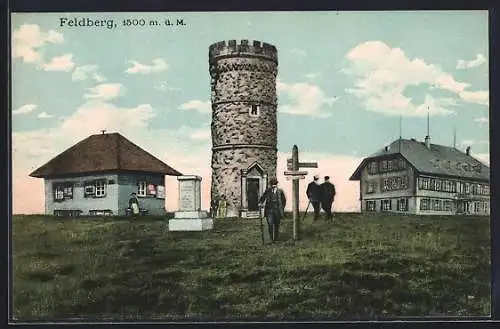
[350,137,490,216]
[30,132,182,216]
[209,40,278,218]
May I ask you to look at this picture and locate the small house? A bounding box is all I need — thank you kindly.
[29,132,182,216]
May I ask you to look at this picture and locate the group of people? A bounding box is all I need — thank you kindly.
[306,175,336,221]
[258,174,336,243]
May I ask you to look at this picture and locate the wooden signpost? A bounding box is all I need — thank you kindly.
[283,145,318,240]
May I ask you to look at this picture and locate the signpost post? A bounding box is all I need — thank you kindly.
[284,145,318,241]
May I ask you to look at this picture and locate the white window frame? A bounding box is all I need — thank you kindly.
[249,104,260,117]
[94,180,106,198]
[137,181,147,197]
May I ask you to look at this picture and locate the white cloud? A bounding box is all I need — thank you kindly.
[277,79,338,118]
[42,53,75,72]
[474,117,489,124]
[154,81,181,92]
[12,24,64,64]
[37,111,53,119]
[291,48,306,56]
[178,100,211,114]
[459,90,489,106]
[343,40,487,116]
[305,73,320,79]
[84,83,124,101]
[13,104,38,115]
[125,58,169,74]
[472,153,489,166]
[189,127,211,141]
[72,65,106,82]
[456,54,487,70]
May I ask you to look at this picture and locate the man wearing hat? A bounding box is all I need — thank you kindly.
[306,174,322,220]
[320,176,336,221]
[259,177,286,243]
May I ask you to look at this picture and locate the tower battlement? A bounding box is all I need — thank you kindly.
[209,40,278,63]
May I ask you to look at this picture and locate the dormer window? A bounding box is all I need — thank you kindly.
[249,104,260,117]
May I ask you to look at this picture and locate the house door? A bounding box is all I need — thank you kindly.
[247,178,260,211]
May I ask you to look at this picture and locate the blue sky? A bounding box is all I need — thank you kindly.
[11,11,489,213]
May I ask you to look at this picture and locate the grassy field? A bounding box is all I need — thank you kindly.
[11,213,491,321]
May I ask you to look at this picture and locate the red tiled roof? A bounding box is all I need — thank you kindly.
[29,133,182,178]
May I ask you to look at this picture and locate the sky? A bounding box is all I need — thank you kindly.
[11,11,490,214]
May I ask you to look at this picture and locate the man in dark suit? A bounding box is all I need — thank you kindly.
[259,177,286,243]
[320,176,336,221]
[306,175,322,220]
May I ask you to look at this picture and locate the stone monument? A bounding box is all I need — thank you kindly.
[168,175,213,231]
[209,39,278,218]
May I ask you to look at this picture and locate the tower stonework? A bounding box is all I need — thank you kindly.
[209,40,278,218]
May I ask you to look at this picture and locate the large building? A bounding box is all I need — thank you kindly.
[209,40,278,218]
[30,132,182,216]
[349,136,490,215]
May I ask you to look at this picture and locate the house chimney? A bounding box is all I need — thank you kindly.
[384,145,390,152]
[466,146,471,156]
[425,135,430,149]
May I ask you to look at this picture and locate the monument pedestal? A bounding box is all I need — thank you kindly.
[168,175,214,232]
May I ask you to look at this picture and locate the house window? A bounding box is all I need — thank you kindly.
[387,160,393,171]
[138,181,147,196]
[401,176,408,189]
[451,181,457,193]
[474,202,480,213]
[483,185,490,195]
[94,180,106,197]
[435,179,441,191]
[249,104,260,117]
[419,177,429,190]
[397,198,408,211]
[381,199,392,211]
[432,199,442,211]
[368,162,378,175]
[137,181,158,197]
[464,183,470,194]
[444,200,453,212]
[53,183,73,202]
[430,179,436,190]
[420,198,430,211]
[380,160,388,172]
[366,200,376,211]
[398,158,406,170]
[366,181,375,194]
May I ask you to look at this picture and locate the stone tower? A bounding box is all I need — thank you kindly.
[209,40,278,218]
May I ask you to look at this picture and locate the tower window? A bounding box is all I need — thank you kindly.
[249,105,260,117]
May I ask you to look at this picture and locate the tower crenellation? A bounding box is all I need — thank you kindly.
[209,39,278,64]
[209,39,278,218]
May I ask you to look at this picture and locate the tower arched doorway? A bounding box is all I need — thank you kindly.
[240,162,267,218]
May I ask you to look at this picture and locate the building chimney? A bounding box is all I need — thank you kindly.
[424,135,430,149]
[384,145,390,152]
[466,146,471,156]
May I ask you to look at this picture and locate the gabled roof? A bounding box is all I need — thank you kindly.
[30,133,183,178]
[350,138,489,182]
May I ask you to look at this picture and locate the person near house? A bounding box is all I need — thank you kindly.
[306,174,322,220]
[128,192,140,216]
[320,176,336,221]
[210,196,219,219]
[259,177,286,243]
[217,195,227,218]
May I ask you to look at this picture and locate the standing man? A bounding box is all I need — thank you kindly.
[320,176,336,221]
[210,196,219,219]
[259,177,286,243]
[306,175,322,220]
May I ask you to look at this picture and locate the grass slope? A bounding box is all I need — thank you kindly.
[12,213,491,321]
